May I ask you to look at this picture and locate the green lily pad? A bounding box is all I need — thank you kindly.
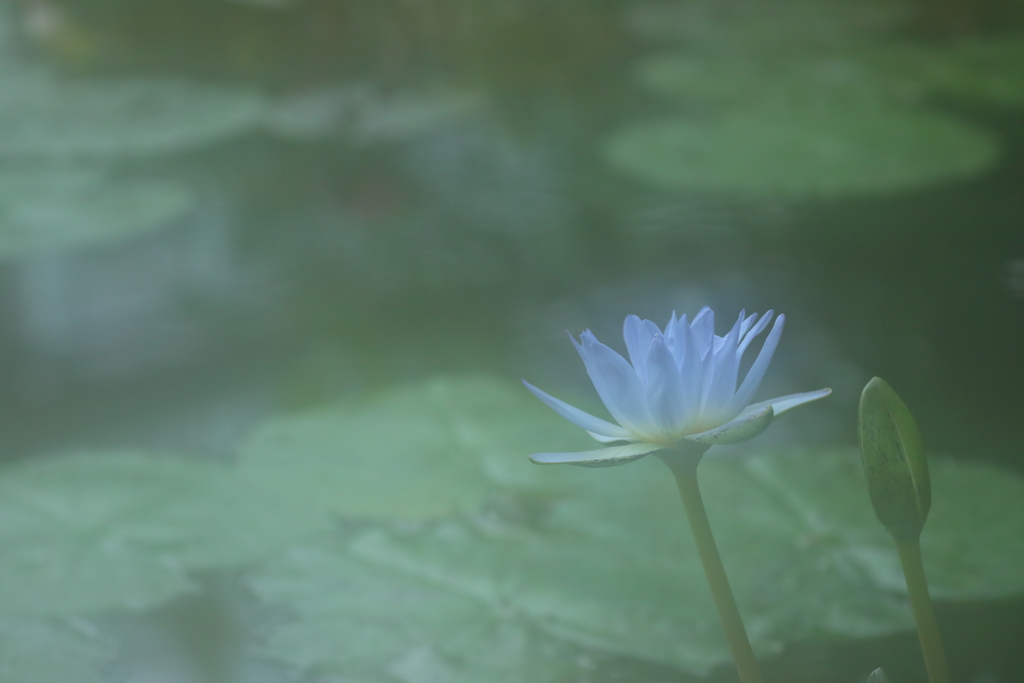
[637,54,893,108]
[0,451,331,616]
[0,618,115,683]
[237,375,591,521]
[0,169,194,258]
[249,448,1024,678]
[248,540,593,683]
[605,103,997,197]
[0,69,266,159]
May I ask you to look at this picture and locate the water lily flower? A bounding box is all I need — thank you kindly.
[525,307,831,467]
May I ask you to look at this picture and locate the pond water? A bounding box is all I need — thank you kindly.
[0,1,1022,682]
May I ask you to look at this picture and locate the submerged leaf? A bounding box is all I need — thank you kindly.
[0,617,114,683]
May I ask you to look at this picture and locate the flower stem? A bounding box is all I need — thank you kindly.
[895,537,952,683]
[667,463,764,683]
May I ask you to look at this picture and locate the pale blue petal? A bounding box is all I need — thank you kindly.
[690,307,715,359]
[738,310,773,356]
[530,441,666,468]
[574,331,652,434]
[684,405,774,446]
[680,318,703,415]
[522,380,633,439]
[739,312,758,339]
[702,312,744,414]
[725,314,785,416]
[623,315,647,376]
[587,430,637,444]
[645,335,688,435]
[666,313,688,367]
[622,315,661,379]
[741,388,832,417]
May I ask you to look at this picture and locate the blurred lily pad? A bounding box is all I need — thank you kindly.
[0,451,331,616]
[605,103,997,197]
[0,169,194,257]
[0,69,266,159]
[637,54,893,108]
[0,618,114,683]
[238,375,591,521]
[250,448,1024,678]
[264,84,482,144]
[248,540,593,683]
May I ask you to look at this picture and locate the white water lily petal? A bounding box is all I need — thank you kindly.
[702,311,744,414]
[742,388,832,418]
[690,307,715,358]
[725,314,785,417]
[574,332,652,434]
[522,380,633,440]
[623,315,661,380]
[645,334,687,437]
[587,430,636,444]
[529,442,667,468]
[738,311,758,339]
[684,405,774,446]
[738,310,774,356]
[525,306,827,465]
[679,318,703,415]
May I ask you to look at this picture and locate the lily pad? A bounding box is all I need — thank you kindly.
[0,618,115,683]
[250,448,1024,678]
[248,540,593,683]
[237,375,591,521]
[0,69,266,159]
[0,451,331,616]
[0,169,194,258]
[605,103,997,197]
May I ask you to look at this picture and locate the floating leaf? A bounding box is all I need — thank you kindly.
[238,375,591,521]
[605,103,997,197]
[0,451,331,616]
[0,169,194,258]
[0,617,115,683]
[0,70,266,159]
[251,449,1024,677]
[637,54,895,109]
[249,540,592,683]
[264,84,481,144]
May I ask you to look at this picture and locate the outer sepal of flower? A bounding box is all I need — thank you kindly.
[684,405,774,446]
[858,377,931,541]
[530,442,666,468]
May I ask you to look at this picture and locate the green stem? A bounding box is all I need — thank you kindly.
[665,458,764,683]
[895,537,952,683]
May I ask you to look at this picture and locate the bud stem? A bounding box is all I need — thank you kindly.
[895,537,952,683]
[668,464,764,683]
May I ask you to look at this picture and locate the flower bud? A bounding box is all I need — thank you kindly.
[858,377,931,540]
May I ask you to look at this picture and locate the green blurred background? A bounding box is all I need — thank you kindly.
[0,0,1022,681]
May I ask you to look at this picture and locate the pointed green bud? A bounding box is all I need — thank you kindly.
[858,377,931,541]
[866,667,892,683]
